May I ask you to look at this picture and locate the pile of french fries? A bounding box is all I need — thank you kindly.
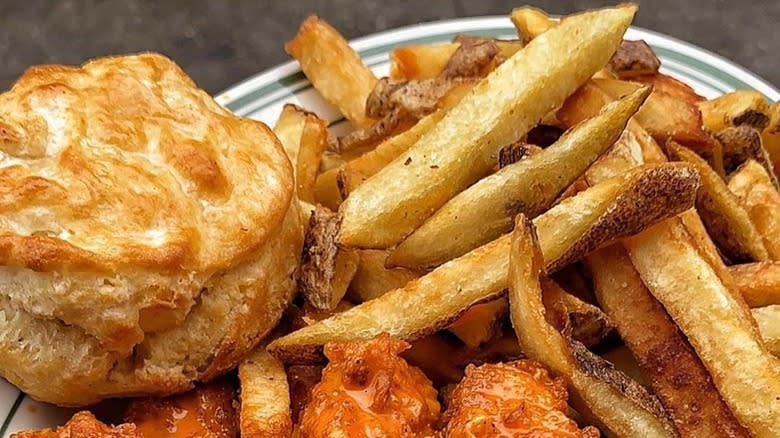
[241,4,780,437]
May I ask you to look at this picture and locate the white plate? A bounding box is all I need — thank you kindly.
[2,15,778,436]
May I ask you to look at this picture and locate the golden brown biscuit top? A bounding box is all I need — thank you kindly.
[0,53,293,273]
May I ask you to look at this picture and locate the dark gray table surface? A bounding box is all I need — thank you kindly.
[2,0,778,95]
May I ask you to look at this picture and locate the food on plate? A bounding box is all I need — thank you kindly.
[387,86,650,267]
[298,334,440,438]
[447,298,508,348]
[541,279,615,349]
[510,6,555,42]
[587,245,750,437]
[729,262,780,307]
[346,250,421,303]
[124,379,238,438]
[273,104,328,203]
[606,40,661,78]
[596,74,713,152]
[729,159,780,259]
[389,39,524,80]
[10,411,140,438]
[238,342,292,438]
[667,141,769,262]
[286,16,377,128]
[753,305,780,357]
[11,3,780,437]
[339,5,636,248]
[269,164,698,362]
[699,90,771,133]
[0,53,304,406]
[716,125,779,186]
[442,360,599,437]
[625,218,780,437]
[299,206,359,311]
[508,216,676,437]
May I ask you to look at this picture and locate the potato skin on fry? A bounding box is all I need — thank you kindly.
[508,216,675,437]
[625,218,780,437]
[588,245,749,438]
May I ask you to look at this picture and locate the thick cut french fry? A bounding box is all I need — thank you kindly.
[238,344,292,438]
[753,305,780,357]
[729,159,780,259]
[339,6,637,248]
[508,217,675,437]
[510,6,555,42]
[346,250,421,303]
[588,245,750,437]
[268,164,699,363]
[389,86,650,268]
[699,90,770,133]
[668,141,769,262]
[389,41,524,80]
[625,218,780,437]
[729,262,780,307]
[274,104,328,203]
[596,75,713,153]
[299,206,359,311]
[286,16,377,128]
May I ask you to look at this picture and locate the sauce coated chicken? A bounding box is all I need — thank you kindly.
[124,379,238,438]
[299,333,440,438]
[443,360,599,438]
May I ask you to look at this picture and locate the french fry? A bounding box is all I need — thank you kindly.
[699,90,770,133]
[729,159,780,259]
[286,16,377,128]
[389,41,524,80]
[312,168,342,211]
[339,6,637,248]
[541,280,615,348]
[388,86,650,268]
[238,344,293,438]
[716,125,779,189]
[587,245,750,437]
[346,250,421,303]
[299,206,359,311]
[668,141,769,262]
[596,74,713,152]
[729,262,780,307]
[268,164,699,363]
[274,104,328,203]
[625,217,780,437]
[510,6,555,42]
[762,101,780,174]
[447,298,508,348]
[601,345,650,387]
[508,216,675,437]
[753,305,780,357]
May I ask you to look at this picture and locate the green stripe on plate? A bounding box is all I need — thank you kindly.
[0,393,25,437]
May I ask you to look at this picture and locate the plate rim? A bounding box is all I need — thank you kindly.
[215,15,780,111]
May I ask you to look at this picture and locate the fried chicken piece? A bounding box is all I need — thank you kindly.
[299,333,440,438]
[124,379,238,438]
[11,411,140,438]
[443,360,599,438]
